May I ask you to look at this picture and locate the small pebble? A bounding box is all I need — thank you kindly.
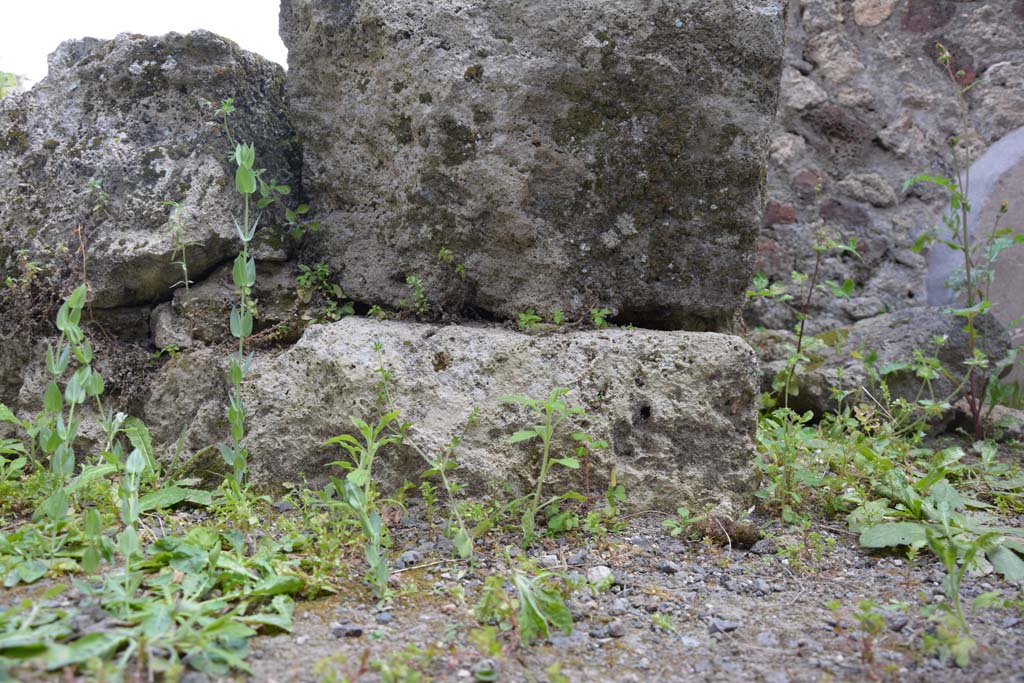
[471,659,498,678]
[394,550,424,569]
[537,554,559,569]
[657,560,681,575]
[885,613,909,633]
[608,597,630,616]
[375,612,393,624]
[587,565,614,585]
[330,622,364,638]
[708,618,740,634]
[567,551,588,566]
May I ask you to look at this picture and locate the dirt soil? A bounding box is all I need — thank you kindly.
[245,509,1024,683]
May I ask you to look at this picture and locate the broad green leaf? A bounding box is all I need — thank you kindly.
[125,448,146,476]
[859,522,928,548]
[926,479,966,511]
[118,526,139,557]
[232,253,248,288]
[15,559,48,585]
[45,632,125,670]
[235,166,256,195]
[509,430,538,443]
[66,464,117,495]
[454,528,473,559]
[0,404,20,426]
[139,486,200,512]
[987,545,1024,581]
[248,574,303,597]
[124,417,154,467]
[43,381,63,413]
[552,457,580,469]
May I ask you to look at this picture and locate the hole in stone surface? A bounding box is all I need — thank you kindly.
[639,405,651,422]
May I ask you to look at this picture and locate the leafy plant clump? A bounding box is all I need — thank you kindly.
[501,388,592,545]
[296,262,354,324]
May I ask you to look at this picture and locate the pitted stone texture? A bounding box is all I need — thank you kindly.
[852,0,900,27]
[154,318,761,511]
[281,0,785,331]
[0,31,299,309]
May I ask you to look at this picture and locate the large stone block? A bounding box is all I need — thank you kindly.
[281,0,785,330]
[150,319,760,512]
[0,31,299,310]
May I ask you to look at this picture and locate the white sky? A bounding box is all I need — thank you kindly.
[1,0,287,84]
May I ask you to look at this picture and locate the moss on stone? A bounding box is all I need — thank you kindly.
[388,115,414,145]
[437,116,476,166]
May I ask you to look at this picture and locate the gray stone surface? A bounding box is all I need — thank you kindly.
[0,30,299,310]
[281,0,785,331]
[150,318,760,512]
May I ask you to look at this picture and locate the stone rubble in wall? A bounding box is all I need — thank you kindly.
[749,0,1024,335]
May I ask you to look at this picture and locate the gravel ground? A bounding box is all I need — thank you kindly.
[245,509,1024,683]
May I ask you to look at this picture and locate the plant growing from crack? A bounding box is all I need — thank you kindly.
[399,275,430,318]
[214,99,259,490]
[163,200,203,299]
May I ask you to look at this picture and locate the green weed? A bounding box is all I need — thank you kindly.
[297,262,354,324]
[904,43,1024,437]
[163,200,202,298]
[501,388,591,544]
[399,275,430,318]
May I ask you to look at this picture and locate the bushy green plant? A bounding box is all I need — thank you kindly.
[473,555,572,646]
[589,307,610,328]
[501,388,592,544]
[0,289,306,680]
[296,262,354,324]
[517,308,541,333]
[325,412,402,600]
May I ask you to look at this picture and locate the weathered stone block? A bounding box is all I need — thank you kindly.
[0,31,299,310]
[150,319,760,512]
[281,0,785,330]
